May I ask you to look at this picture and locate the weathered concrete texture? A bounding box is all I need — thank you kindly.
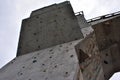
[0,40,81,80]
[93,15,120,80]
[81,27,93,37]
[17,1,83,56]
[100,44,120,80]
[76,13,90,29]
[75,33,104,80]
[93,15,120,50]
[76,13,93,37]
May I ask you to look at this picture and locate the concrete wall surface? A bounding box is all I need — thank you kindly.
[76,14,90,29]
[0,40,81,80]
[17,1,83,56]
[76,14,93,37]
[100,44,120,80]
[93,15,120,80]
[75,33,105,80]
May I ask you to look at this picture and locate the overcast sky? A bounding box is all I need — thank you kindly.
[0,0,120,79]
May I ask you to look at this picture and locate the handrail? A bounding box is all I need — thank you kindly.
[87,11,120,22]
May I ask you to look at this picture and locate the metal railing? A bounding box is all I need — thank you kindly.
[87,11,120,22]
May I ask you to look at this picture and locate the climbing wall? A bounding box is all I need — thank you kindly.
[17,1,83,56]
[0,40,81,80]
[75,33,105,80]
[93,16,120,80]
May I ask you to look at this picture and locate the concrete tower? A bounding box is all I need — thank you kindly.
[1,1,120,80]
[17,1,83,56]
